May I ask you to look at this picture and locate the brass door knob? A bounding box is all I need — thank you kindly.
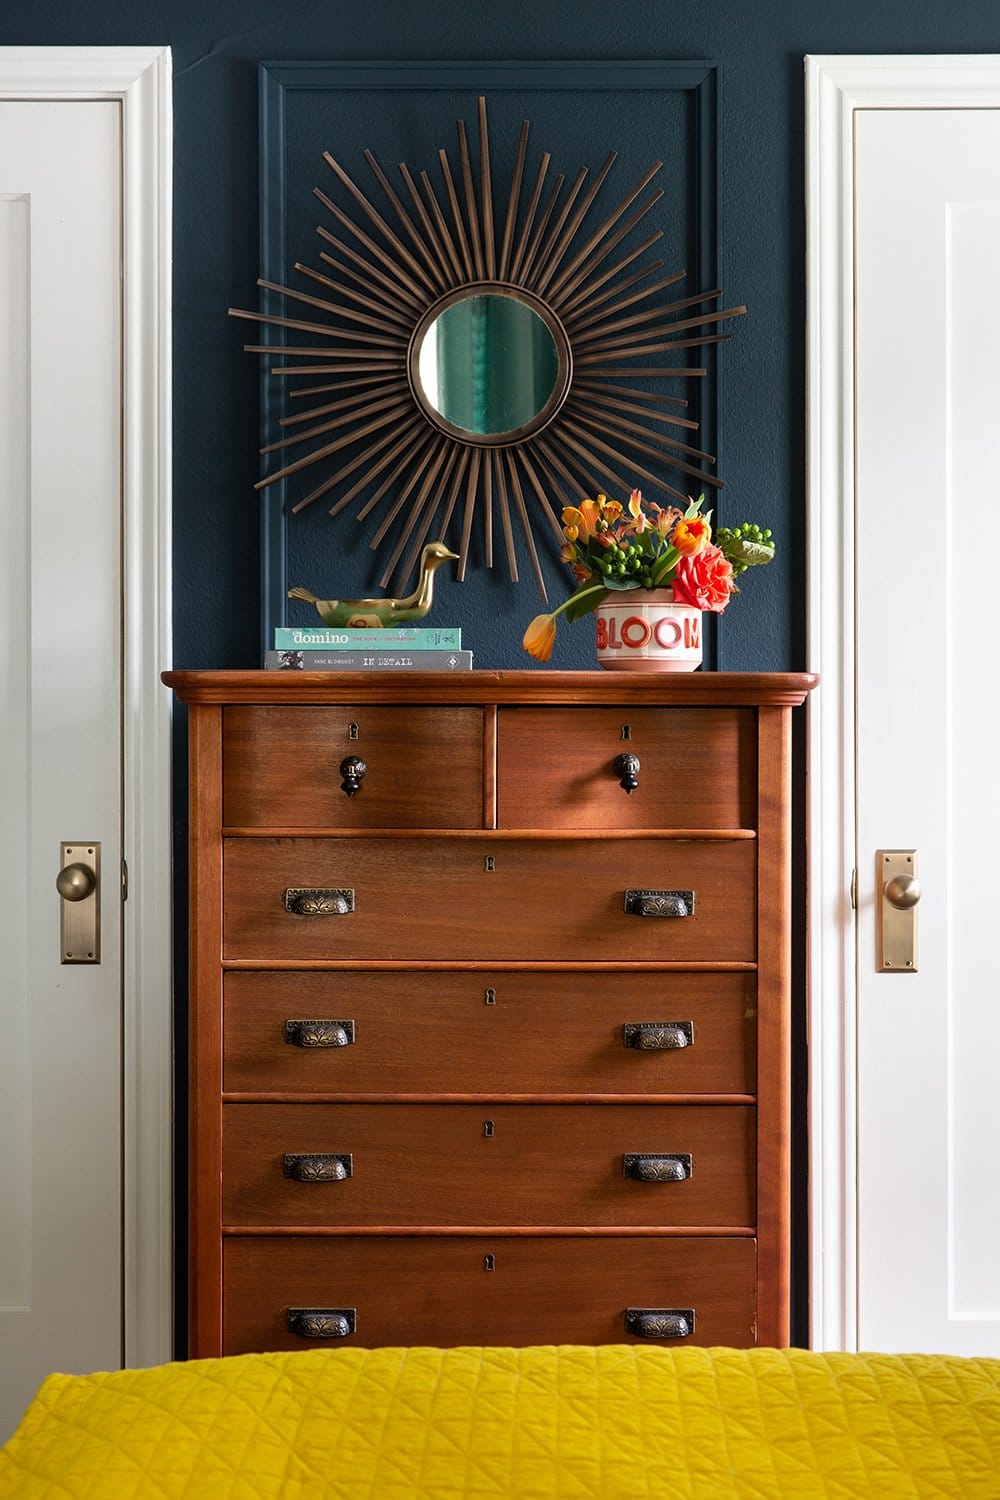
[613,752,641,794]
[883,873,921,910]
[56,863,96,902]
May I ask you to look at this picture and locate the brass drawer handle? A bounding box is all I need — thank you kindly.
[284,888,355,916]
[340,756,367,797]
[623,1152,692,1183]
[623,1021,694,1051]
[283,1152,353,1182]
[286,1307,356,1339]
[624,888,694,918]
[613,752,641,794]
[284,1019,356,1048]
[625,1307,695,1340]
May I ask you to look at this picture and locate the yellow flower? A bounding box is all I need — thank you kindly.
[672,515,712,556]
[600,499,623,524]
[522,613,557,662]
[562,523,579,544]
[627,488,647,533]
[577,497,602,539]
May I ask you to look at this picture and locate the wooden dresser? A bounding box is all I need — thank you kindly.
[164,670,815,1357]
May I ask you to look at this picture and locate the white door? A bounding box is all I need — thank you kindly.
[807,58,1000,1356]
[853,106,1000,1354]
[0,99,124,1437]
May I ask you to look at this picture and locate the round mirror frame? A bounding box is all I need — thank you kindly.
[407,282,573,447]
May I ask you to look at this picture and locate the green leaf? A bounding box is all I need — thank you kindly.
[565,586,608,622]
[651,545,679,586]
[603,574,644,592]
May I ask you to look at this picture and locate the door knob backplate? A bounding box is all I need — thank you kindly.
[876,848,918,973]
[57,842,100,964]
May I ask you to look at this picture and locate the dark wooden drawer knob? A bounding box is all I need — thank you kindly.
[284,887,355,916]
[625,1307,695,1340]
[340,756,367,797]
[283,1152,353,1182]
[286,1307,356,1339]
[284,1019,356,1048]
[624,888,694,918]
[623,1021,694,1051]
[612,752,641,794]
[623,1152,692,1183]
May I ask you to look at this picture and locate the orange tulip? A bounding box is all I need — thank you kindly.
[522,613,557,662]
[672,515,712,556]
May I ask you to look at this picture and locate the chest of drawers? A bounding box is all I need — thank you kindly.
[164,669,815,1356]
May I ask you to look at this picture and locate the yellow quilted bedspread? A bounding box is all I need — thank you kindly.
[2,1345,999,1498]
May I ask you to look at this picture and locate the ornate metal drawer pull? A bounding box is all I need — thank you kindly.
[284,1019,356,1048]
[340,756,367,797]
[286,1307,356,1339]
[625,1307,695,1340]
[624,888,694,918]
[623,1152,692,1183]
[613,752,641,795]
[623,1021,694,1051]
[283,1153,353,1182]
[284,888,355,916]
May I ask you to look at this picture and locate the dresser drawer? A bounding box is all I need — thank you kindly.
[223,1235,757,1351]
[222,1102,755,1228]
[224,970,756,1095]
[497,706,756,830]
[222,705,485,828]
[222,837,756,962]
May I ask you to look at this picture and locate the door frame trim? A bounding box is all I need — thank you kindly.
[805,53,1000,1351]
[0,46,173,1370]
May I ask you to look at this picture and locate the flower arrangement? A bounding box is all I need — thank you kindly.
[522,490,775,662]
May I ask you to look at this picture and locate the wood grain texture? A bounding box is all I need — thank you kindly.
[222,1235,757,1352]
[497,705,756,829]
[188,705,224,1357]
[222,970,757,1096]
[222,836,757,963]
[222,1102,755,1229]
[222,704,484,828]
[163,670,818,708]
[754,706,792,1347]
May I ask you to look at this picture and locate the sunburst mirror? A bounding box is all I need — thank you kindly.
[230,96,745,601]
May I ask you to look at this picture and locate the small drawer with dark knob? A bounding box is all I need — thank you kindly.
[623,1021,694,1052]
[496,706,757,830]
[222,705,485,828]
[625,1307,696,1340]
[282,1153,353,1183]
[622,1153,692,1184]
[285,1307,356,1339]
[284,1018,355,1049]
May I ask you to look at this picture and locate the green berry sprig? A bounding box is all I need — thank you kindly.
[716,522,775,574]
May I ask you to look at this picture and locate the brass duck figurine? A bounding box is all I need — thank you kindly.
[287,540,458,628]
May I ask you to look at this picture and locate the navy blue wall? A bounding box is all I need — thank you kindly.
[10,0,999,673]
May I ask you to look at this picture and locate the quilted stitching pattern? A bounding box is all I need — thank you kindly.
[1,1346,999,1499]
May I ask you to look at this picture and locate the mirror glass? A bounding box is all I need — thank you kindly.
[415,291,561,438]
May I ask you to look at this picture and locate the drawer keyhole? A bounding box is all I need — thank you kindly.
[483,1119,495,1137]
[484,1254,495,1272]
[348,722,359,740]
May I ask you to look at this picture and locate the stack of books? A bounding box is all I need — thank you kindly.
[264,625,472,671]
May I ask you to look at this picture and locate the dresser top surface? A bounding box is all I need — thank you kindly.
[162,669,818,708]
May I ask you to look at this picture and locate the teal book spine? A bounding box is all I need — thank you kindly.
[274,626,462,650]
[265,649,473,671]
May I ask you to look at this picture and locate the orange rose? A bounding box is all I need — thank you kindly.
[672,515,712,556]
[522,613,557,661]
[671,544,735,613]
